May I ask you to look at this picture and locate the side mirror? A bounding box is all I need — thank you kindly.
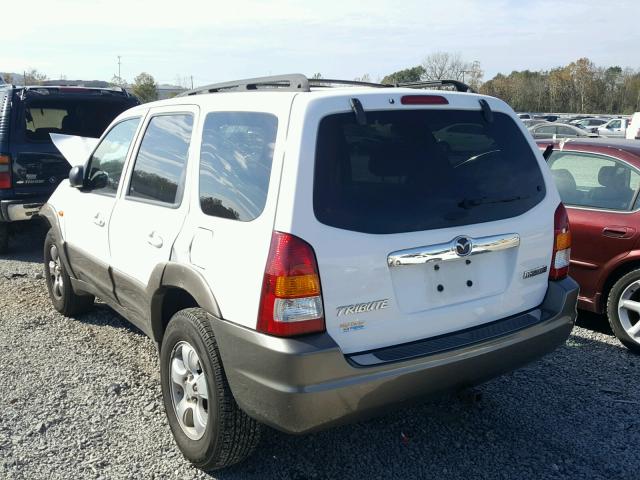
[69,166,85,188]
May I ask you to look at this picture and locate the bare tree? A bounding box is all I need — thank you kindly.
[421,52,467,81]
[354,73,372,83]
[23,69,48,85]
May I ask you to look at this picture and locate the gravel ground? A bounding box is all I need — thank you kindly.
[0,221,639,480]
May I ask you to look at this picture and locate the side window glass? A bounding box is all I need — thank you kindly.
[86,118,140,195]
[549,152,639,211]
[128,114,193,205]
[199,112,278,221]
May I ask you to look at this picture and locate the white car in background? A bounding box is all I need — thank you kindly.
[626,112,640,140]
[598,118,630,137]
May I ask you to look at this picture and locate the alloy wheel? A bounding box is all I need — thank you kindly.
[169,341,209,440]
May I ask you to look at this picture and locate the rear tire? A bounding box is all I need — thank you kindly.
[606,269,640,354]
[44,230,94,316]
[0,222,8,254]
[160,308,261,471]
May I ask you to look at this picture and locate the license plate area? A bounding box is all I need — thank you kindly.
[389,251,513,314]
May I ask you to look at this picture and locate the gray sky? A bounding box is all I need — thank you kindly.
[4,0,639,86]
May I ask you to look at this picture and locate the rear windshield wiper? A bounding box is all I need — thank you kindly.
[458,195,530,209]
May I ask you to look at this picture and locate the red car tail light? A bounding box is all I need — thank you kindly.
[550,203,571,280]
[257,231,325,337]
[0,155,11,190]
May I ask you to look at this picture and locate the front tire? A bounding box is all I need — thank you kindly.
[607,269,640,354]
[160,308,261,470]
[44,230,94,316]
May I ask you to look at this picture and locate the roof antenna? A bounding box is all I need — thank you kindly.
[479,99,493,123]
[350,98,367,126]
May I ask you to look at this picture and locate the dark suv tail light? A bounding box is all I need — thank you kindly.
[0,155,11,189]
[550,203,571,280]
[257,231,325,337]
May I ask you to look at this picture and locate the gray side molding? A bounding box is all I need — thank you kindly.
[147,262,222,341]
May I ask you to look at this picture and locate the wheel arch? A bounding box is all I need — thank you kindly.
[601,253,640,312]
[38,203,61,238]
[148,262,222,344]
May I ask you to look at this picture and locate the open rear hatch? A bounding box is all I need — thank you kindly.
[11,89,137,195]
[305,97,554,355]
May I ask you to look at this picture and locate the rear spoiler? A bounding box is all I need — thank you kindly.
[50,134,99,167]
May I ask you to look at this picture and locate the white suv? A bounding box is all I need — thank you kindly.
[41,74,578,470]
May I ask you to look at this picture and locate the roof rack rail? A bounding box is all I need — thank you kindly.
[179,74,394,96]
[177,74,476,96]
[179,74,311,96]
[395,80,476,93]
[308,78,389,89]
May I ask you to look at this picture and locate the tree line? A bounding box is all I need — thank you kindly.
[7,54,640,113]
[381,54,640,114]
[1,69,160,103]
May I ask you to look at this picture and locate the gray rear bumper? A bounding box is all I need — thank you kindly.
[213,278,578,434]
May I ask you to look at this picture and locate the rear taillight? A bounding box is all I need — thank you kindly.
[0,155,11,189]
[257,231,325,337]
[550,203,571,280]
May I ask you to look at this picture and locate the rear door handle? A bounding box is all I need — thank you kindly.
[93,212,105,227]
[147,231,164,248]
[603,226,635,239]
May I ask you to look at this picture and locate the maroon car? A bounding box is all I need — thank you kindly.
[538,138,640,353]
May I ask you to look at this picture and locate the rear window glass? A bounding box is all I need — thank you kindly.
[23,98,132,142]
[314,110,545,234]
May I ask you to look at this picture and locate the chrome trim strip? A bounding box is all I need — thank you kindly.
[387,233,520,267]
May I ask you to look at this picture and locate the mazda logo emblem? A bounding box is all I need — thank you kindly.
[454,236,472,257]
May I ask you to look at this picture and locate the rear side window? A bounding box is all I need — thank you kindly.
[314,110,546,234]
[128,114,193,205]
[199,112,278,221]
[549,151,640,211]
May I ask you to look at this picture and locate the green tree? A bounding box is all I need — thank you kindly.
[110,75,127,88]
[132,72,158,103]
[381,66,425,85]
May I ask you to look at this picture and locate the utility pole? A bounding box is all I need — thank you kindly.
[190,75,194,89]
[117,56,122,80]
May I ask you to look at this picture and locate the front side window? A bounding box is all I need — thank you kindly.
[549,151,640,211]
[314,110,546,234]
[128,114,193,205]
[199,112,278,221]
[86,117,140,195]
